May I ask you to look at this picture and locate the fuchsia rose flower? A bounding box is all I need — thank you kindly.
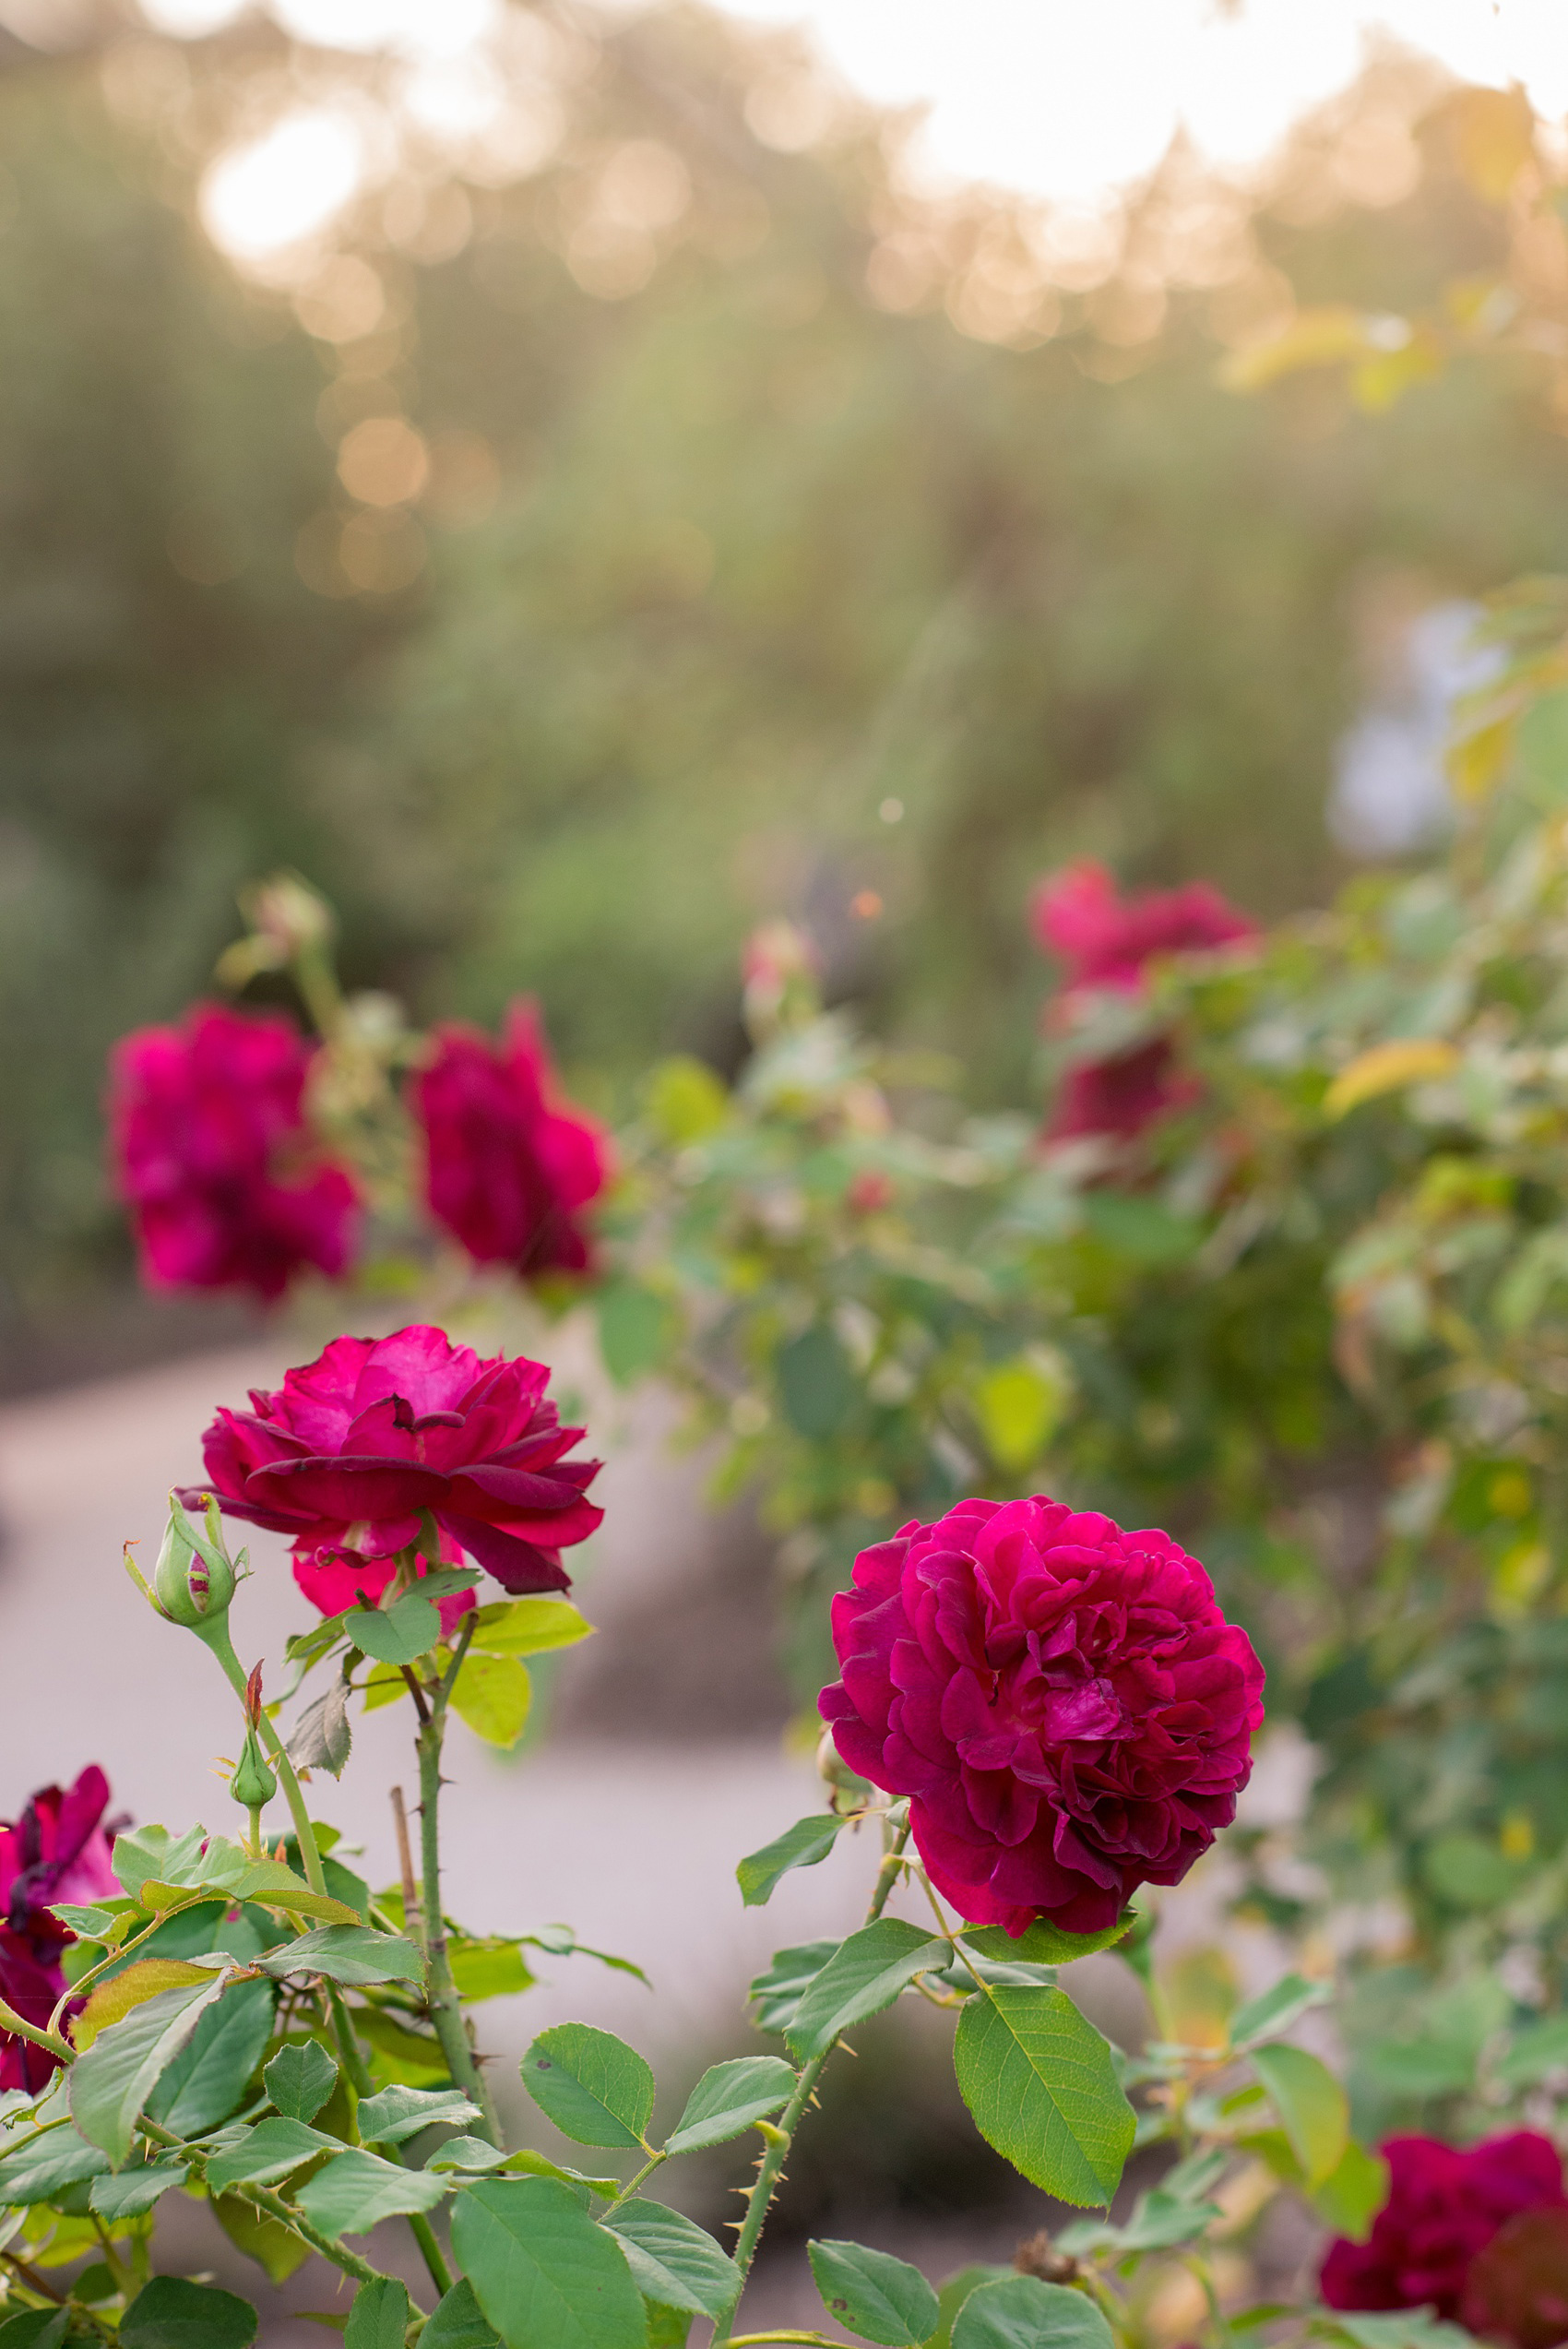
[820,1496,1264,1935]
[0,1767,121,2093]
[187,1325,602,1615]
[412,1001,609,1277]
[1031,862,1255,1144]
[108,1002,359,1303]
[1322,2132,1568,2324]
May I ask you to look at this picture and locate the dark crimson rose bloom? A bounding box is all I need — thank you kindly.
[820,1496,1265,1935]
[188,1324,602,1614]
[1032,862,1255,1144]
[412,1001,609,1276]
[109,1002,359,1303]
[1464,2207,1568,2349]
[0,1767,120,2093]
[1322,2133,1567,2322]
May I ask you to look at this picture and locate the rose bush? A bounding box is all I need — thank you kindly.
[186,1323,602,1609]
[819,1495,1265,1933]
[108,1002,358,1301]
[413,999,609,1275]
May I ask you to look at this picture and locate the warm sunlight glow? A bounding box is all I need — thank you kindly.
[199,111,365,263]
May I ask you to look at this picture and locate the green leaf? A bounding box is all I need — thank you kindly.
[210,2186,314,2283]
[353,2005,448,2083]
[451,1938,537,2003]
[470,1600,595,1658]
[120,2277,258,2349]
[952,1986,1134,2208]
[113,1825,207,1903]
[972,1358,1068,1473]
[1313,2140,1390,2243]
[46,1904,121,1942]
[808,2238,939,2347]
[357,2083,480,2144]
[596,1282,678,1385]
[959,1915,1134,1967]
[500,2150,622,2197]
[1251,2043,1348,2187]
[344,2279,410,2349]
[926,2268,1014,2349]
[88,2156,189,2219]
[522,1927,648,1985]
[70,1973,232,2164]
[1498,2014,1568,2086]
[601,2199,735,2318]
[343,1591,442,1666]
[736,1814,849,1907]
[952,2276,1116,2349]
[778,1323,858,1437]
[262,1926,425,1988]
[453,2176,648,2349]
[748,1941,837,2035]
[206,2116,339,2192]
[665,2056,797,2153]
[426,2136,512,2175]
[289,1683,353,1779]
[0,2315,67,2349]
[422,2281,502,2349]
[295,2147,452,2236]
[265,2040,339,2123]
[643,2310,692,2349]
[787,1920,949,2062]
[73,1956,229,2048]
[132,1830,362,1926]
[0,2124,111,2203]
[522,2024,655,2150]
[450,1654,533,1749]
[149,1976,276,2139]
[1229,1974,1332,2053]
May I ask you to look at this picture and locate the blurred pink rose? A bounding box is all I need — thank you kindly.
[0,1766,121,2093]
[820,1496,1264,1935]
[413,1001,609,1276]
[189,1324,602,1604]
[108,1002,358,1302]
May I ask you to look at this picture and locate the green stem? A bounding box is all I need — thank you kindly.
[709,1821,911,2347]
[137,2116,386,2288]
[416,1619,501,2146]
[0,1998,72,2066]
[405,2212,453,2298]
[599,2151,667,2219]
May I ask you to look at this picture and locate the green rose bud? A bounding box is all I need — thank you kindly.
[231,1727,278,1813]
[152,1492,238,1632]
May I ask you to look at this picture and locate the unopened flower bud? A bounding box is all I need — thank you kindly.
[153,1492,237,1631]
[231,1727,278,1813]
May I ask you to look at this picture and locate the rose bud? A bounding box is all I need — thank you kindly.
[150,1492,239,1633]
[230,1729,278,1815]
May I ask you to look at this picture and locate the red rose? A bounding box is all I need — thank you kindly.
[412,1001,608,1277]
[0,1767,121,2093]
[187,1324,602,1608]
[108,1002,359,1302]
[819,1496,1264,1935]
[1322,2133,1568,2322]
[1031,862,1254,1144]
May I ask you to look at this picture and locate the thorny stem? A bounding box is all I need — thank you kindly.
[0,1999,72,2066]
[137,2114,387,2289]
[392,1785,423,1951]
[416,1615,501,2146]
[708,1819,912,2347]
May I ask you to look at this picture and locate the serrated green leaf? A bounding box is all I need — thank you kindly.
[748,1941,837,2035]
[344,2278,410,2349]
[149,1976,276,2139]
[522,2024,655,2150]
[787,1920,948,2062]
[357,2083,480,2144]
[70,1973,232,2164]
[808,2238,939,2346]
[499,2150,621,2197]
[262,1926,424,1988]
[0,2313,67,2349]
[46,1904,120,1942]
[665,2056,797,2154]
[120,2276,258,2348]
[736,1814,849,1907]
[265,2040,339,2123]
[450,1654,533,1749]
[952,2275,1115,2349]
[426,2135,512,2174]
[601,2199,735,2317]
[344,1591,442,1666]
[88,2155,188,2220]
[422,2280,501,2349]
[294,2147,450,2237]
[470,1600,594,1658]
[112,1825,207,1903]
[452,2176,647,2349]
[1229,1973,1332,2054]
[1252,2043,1348,2187]
[289,1683,353,1779]
[451,1937,537,2003]
[959,1914,1134,1967]
[952,1986,1134,2208]
[0,2123,110,2203]
[206,2116,339,2192]
[72,1957,228,2050]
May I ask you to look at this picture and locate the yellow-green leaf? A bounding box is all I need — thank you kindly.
[72,1961,223,2052]
[469,1600,594,1659]
[972,1357,1068,1473]
[449,1654,531,1749]
[1252,2043,1348,2187]
[1324,1040,1459,1120]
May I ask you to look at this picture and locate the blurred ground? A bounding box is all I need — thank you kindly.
[0,1345,1314,2341]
